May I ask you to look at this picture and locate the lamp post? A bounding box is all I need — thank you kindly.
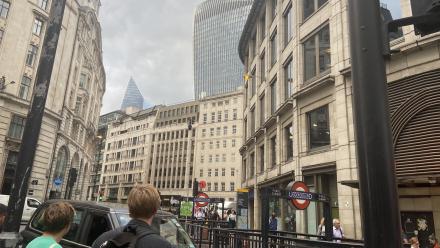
[0,76,16,91]
[93,135,103,201]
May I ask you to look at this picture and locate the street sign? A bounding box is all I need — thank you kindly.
[194,192,210,207]
[54,178,62,186]
[288,181,311,210]
[199,180,206,189]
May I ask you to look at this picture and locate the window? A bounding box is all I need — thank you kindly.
[216,140,220,148]
[259,145,265,172]
[210,128,214,136]
[209,141,213,149]
[215,169,218,176]
[270,31,277,66]
[79,73,88,89]
[1,151,17,194]
[231,153,236,162]
[270,136,277,168]
[233,109,238,120]
[19,76,32,100]
[26,44,38,67]
[304,25,330,81]
[223,126,228,135]
[215,155,219,162]
[222,168,225,176]
[251,68,256,97]
[211,112,215,122]
[260,53,266,81]
[202,129,206,137]
[8,115,26,139]
[250,108,255,134]
[232,125,237,134]
[308,105,330,149]
[232,139,236,147]
[38,0,48,10]
[250,153,255,178]
[271,0,277,21]
[221,182,225,191]
[214,183,218,191]
[284,123,294,160]
[260,12,266,42]
[0,0,10,18]
[303,0,328,20]
[284,5,293,46]
[222,154,226,162]
[218,111,222,122]
[203,114,207,124]
[216,127,221,136]
[201,142,205,150]
[200,155,204,163]
[223,140,227,148]
[230,182,235,192]
[260,95,266,125]
[208,169,212,177]
[207,182,211,191]
[33,18,43,36]
[231,168,235,176]
[284,59,293,98]
[270,79,277,114]
[224,110,229,121]
[209,155,213,163]
[200,169,203,177]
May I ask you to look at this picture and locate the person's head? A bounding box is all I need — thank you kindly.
[42,202,75,237]
[410,237,419,247]
[0,203,7,226]
[232,210,236,215]
[128,184,161,221]
[271,212,276,218]
[333,219,341,229]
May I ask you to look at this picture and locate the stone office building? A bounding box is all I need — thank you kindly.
[0,0,105,201]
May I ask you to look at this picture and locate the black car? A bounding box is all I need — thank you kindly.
[21,200,195,248]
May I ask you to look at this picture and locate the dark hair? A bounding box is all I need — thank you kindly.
[0,203,7,215]
[42,202,75,233]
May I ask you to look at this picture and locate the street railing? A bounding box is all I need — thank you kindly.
[179,219,365,248]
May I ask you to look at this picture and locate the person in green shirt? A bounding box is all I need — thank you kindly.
[26,201,75,248]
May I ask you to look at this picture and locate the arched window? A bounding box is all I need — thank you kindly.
[54,147,68,181]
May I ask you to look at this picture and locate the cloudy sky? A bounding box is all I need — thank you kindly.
[99,0,401,114]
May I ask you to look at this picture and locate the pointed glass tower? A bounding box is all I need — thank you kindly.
[121,78,144,111]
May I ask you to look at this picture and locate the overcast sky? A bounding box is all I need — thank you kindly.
[99,0,402,115]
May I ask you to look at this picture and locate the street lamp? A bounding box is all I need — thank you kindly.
[0,76,16,91]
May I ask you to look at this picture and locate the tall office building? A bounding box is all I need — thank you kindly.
[121,77,144,112]
[193,0,253,100]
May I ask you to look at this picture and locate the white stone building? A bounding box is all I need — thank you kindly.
[0,0,105,201]
[193,90,244,202]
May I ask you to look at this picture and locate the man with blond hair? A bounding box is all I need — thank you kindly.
[92,185,172,248]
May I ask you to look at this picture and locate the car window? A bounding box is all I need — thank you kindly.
[31,207,84,243]
[27,199,40,208]
[85,214,111,246]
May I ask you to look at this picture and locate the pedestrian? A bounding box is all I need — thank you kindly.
[317,217,325,239]
[227,210,237,228]
[0,203,7,233]
[332,218,344,243]
[26,201,75,248]
[92,184,173,248]
[410,236,420,248]
[269,212,278,231]
[429,234,440,248]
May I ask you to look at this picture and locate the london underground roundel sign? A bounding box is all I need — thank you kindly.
[194,192,210,207]
[288,181,311,210]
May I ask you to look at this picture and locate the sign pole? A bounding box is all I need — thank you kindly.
[260,188,269,248]
[323,201,332,241]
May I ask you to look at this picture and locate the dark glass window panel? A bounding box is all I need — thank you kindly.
[308,105,330,149]
[304,36,316,81]
[318,26,331,73]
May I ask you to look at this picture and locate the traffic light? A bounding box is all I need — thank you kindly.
[192,179,199,196]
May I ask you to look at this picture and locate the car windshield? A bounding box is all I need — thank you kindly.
[116,213,195,248]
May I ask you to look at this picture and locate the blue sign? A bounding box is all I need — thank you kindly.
[54,178,63,186]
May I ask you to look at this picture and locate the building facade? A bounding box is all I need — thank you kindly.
[193,91,244,201]
[238,0,360,238]
[0,0,105,201]
[193,0,253,100]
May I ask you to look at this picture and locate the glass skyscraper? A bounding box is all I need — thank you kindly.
[193,0,253,100]
[121,78,144,111]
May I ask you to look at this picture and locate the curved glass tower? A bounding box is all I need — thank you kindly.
[194,0,253,100]
[121,77,144,111]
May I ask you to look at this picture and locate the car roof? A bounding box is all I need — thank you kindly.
[43,200,174,216]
